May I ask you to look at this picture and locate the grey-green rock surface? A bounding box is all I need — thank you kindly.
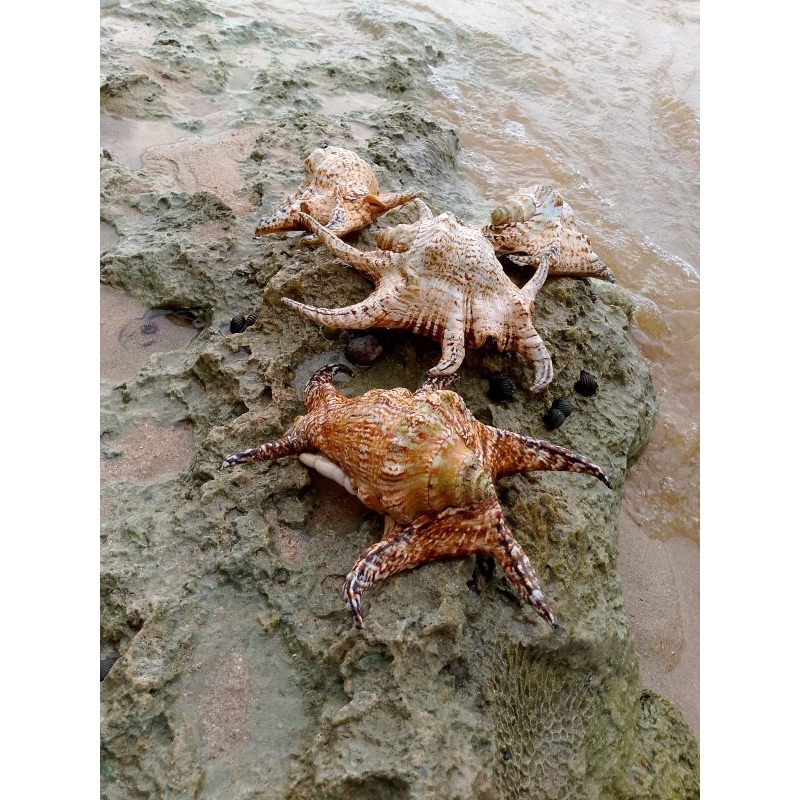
[100,2,698,798]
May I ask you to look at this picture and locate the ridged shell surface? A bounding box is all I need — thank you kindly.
[307,385,493,524]
[543,407,566,430]
[487,374,516,403]
[230,312,256,333]
[490,193,542,226]
[374,222,422,253]
[551,397,574,416]
[574,370,599,396]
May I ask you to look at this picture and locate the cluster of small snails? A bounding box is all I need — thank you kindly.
[230,311,258,333]
[543,397,574,431]
[540,371,600,430]
[485,368,599,432]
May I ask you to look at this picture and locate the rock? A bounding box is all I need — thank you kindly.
[100,4,698,798]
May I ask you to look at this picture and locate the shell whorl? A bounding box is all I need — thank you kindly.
[426,431,496,512]
[489,186,567,227]
[365,404,495,523]
[374,222,419,252]
[490,193,539,226]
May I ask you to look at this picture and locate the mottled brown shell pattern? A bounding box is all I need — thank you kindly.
[283,201,556,392]
[220,364,612,629]
[483,185,616,283]
[255,146,418,238]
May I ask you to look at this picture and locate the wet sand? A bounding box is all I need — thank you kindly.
[619,501,700,738]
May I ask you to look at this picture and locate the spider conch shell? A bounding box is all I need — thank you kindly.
[255,146,418,238]
[483,185,616,283]
[220,364,613,629]
[283,200,555,392]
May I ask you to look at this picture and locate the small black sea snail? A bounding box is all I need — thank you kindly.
[101,650,120,681]
[551,397,574,417]
[574,370,598,397]
[344,333,383,366]
[487,374,516,403]
[230,312,257,333]
[543,406,565,430]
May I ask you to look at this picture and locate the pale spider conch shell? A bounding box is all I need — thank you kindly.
[282,202,556,392]
[484,185,616,283]
[255,145,418,239]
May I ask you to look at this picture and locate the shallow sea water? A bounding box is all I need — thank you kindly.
[101,0,699,736]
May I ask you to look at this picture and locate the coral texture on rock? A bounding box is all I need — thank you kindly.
[220,364,612,628]
[283,201,556,391]
[483,186,616,283]
[256,145,418,238]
